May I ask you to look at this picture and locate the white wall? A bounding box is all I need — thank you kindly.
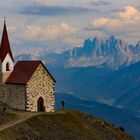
[2,53,14,72]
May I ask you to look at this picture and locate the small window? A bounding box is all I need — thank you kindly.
[6,62,10,71]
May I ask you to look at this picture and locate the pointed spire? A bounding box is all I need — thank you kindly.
[4,17,6,24]
[0,18,14,62]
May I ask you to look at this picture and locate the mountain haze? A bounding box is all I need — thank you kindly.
[15,36,140,69]
[44,36,140,69]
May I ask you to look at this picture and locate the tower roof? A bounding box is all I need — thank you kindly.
[0,20,14,62]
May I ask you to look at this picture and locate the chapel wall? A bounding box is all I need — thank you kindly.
[0,72,11,103]
[6,84,26,110]
[26,64,55,112]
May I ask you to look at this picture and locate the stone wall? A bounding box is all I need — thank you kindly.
[0,53,14,104]
[6,84,26,110]
[26,64,55,112]
[0,72,3,103]
[0,72,12,103]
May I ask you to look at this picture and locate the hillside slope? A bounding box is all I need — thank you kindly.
[50,63,140,115]
[55,92,140,140]
[0,110,134,140]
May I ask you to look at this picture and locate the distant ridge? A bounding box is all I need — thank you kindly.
[15,36,140,69]
[62,36,140,69]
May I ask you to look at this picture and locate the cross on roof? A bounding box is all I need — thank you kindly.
[4,17,6,23]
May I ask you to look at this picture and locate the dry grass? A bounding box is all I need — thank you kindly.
[0,110,135,140]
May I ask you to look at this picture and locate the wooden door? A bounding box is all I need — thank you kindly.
[37,97,44,112]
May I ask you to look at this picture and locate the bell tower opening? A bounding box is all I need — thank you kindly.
[6,62,10,71]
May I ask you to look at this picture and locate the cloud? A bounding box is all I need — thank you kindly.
[20,5,97,16]
[85,6,140,43]
[5,22,79,52]
[118,6,137,18]
[88,6,140,30]
[64,38,83,47]
[24,22,77,41]
[90,0,111,6]
[35,0,56,5]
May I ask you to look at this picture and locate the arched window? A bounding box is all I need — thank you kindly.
[6,62,10,71]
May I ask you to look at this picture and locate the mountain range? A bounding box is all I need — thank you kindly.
[15,36,140,69]
[62,36,140,69]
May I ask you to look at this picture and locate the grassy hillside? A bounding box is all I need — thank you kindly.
[0,110,134,140]
[55,92,140,139]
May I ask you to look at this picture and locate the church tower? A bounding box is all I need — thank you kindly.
[0,19,14,102]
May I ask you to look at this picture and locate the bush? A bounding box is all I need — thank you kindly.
[119,126,125,132]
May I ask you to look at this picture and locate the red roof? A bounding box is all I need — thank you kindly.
[6,60,56,84]
[0,21,14,62]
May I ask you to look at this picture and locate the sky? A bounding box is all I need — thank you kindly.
[0,0,140,53]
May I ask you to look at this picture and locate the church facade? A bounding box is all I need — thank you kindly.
[0,21,55,112]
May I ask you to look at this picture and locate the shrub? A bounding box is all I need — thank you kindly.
[119,126,125,132]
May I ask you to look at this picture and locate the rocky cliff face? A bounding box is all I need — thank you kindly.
[64,36,140,69]
[15,36,140,69]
